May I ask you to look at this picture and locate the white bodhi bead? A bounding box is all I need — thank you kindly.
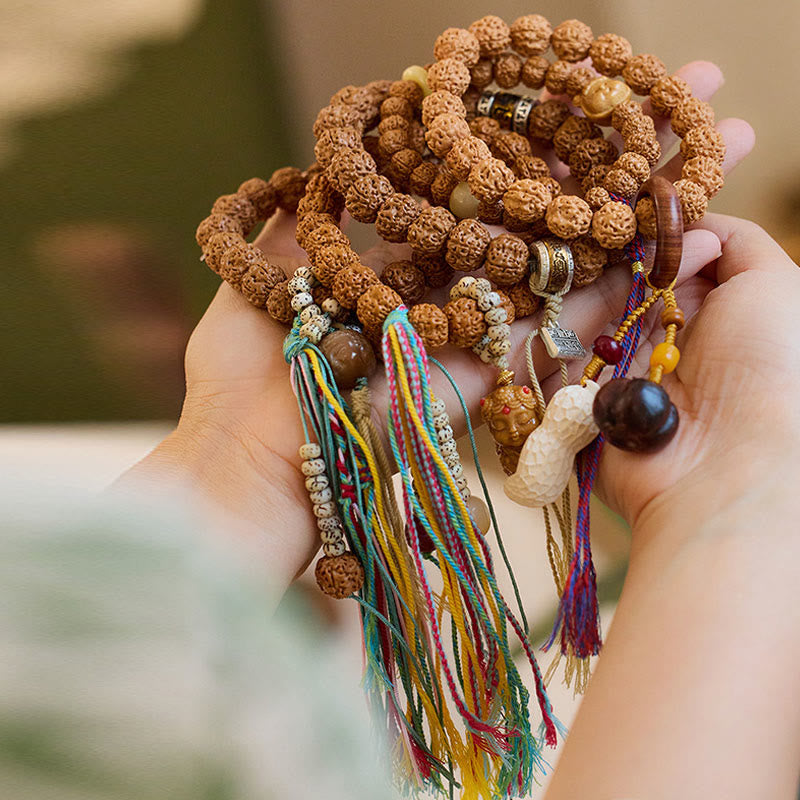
[313,501,337,519]
[301,458,327,477]
[324,540,347,558]
[309,487,333,504]
[317,515,342,534]
[299,442,321,460]
[305,474,329,492]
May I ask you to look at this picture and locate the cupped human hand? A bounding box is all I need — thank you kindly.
[172,60,767,580]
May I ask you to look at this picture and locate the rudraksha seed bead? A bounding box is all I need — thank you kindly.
[315,553,365,599]
[319,328,377,390]
[267,280,293,323]
[469,157,516,203]
[304,172,344,212]
[506,279,541,318]
[330,83,362,105]
[375,193,421,243]
[490,131,532,166]
[408,303,449,349]
[680,125,726,163]
[553,115,600,163]
[313,104,364,138]
[219,242,265,288]
[345,173,394,223]
[422,90,466,127]
[582,164,612,193]
[502,208,531,233]
[521,55,549,89]
[434,27,481,66]
[356,284,403,329]
[503,178,552,223]
[513,154,550,180]
[238,177,277,219]
[565,66,596,97]
[509,14,552,56]
[413,252,454,289]
[469,15,511,58]
[360,135,384,169]
[571,235,608,287]
[241,261,286,308]
[466,59,492,90]
[304,222,348,259]
[585,186,611,209]
[425,113,471,158]
[545,59,574,95]
[409,161,438,198]
[381,260,426,306]
[589,33,632,76]
[312,243,360,286]
[493,53,524,89]
[328,149,376,195]
[495,290,516,324]
[212,193,257,236]
[332,263,379,309]
[446,219,491,271]
[295,212,336,248]
[649,75,691,116]
[592,200,637,249]
[407,206,457,255]
[389,78,424,106]
[622,53,667,95]
[427,57,471,96]
[671,97,715,137]
[682,156,724,197]
[569,137,619,178]
[604,167,640,199]
[528,100,571,142]
[634,195,657,238]
[540,176,562,198]
[380,95,413,120]
[270,167,307,212]
[462,87,481,117]
[205,231,245,274]
[469,116,501,144]
[551,18,593,61]
[388,148,423,188]
[444,297,487,348]
[196,213,243,248]
[623,127,662,166]
[446,136,492,181]
[477,198,504,225]
[610,99,643,132]
[615,151,650,182]
[546,195,593,238]
[314,126,362,168]
[431,165,460,206]
[377,114,410,138]
[674,178,709,224]
[378,129,408,159]
[484,233,529,286]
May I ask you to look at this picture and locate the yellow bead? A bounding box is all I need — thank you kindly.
[402,65,431,96]
[650,342,680,373]
[449,181,479,219]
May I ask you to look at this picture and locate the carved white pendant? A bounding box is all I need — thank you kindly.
[504,381,600,508]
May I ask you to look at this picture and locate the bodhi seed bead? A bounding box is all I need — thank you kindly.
[302,459,327,476]
[305,475,328,492]
[299,443,322,460]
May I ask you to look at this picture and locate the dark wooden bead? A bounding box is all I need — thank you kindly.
[592,335,623,364]
[593,377,679,453]
[319,328,377,390]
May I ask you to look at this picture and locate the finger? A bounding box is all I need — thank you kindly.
[691,213,798,283]
[657,117,755,183]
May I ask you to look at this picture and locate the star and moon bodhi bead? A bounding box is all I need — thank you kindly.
[191,14,719,798]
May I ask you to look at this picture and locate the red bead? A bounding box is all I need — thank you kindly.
[592,335,623,364]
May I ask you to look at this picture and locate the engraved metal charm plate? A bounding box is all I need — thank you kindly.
[540,327,586,360]
[512,96,537,135]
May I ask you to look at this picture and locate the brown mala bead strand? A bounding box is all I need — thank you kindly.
[615,152,650,182]
[582,164,612,193]
[446,219,491,271]
[270,167,307,212]
[314,126,362,168]
[503,178,552,223]
[377,114,410,138]
[266,280,293,324]
[446,136,492,181]
[389,78,424,106]
[611,100,644,133]
[490,131,531,167]
[510,14,552,57]
[468,157,516,203]
[409,161,438,198]
[332,263,380,310]
[604,168,640,199]
[381,260,426,305]
[591,200,637,249]
[408,303,449,350]
[623,126,662,166]
[304,222,348,260]
[327,149,376,195]
[295,212,336,248]
[427,57,471,96]
[493,53,524,89]
[312,243,360,286]
[469,58,495,90]
[422,91,466,128]
[553,115,600,163]
[375,193,421,243]
[513,154,550,180]
[505,279,541,318]
[241,261,286,308]
[671,97,715,137]
[434,27,481,66]
[622,53,667,95]
[565,66,596,98]
[413,252,454,289]
[545,195,593,239]
[387,148,423,189]
[551,18,593,62]
[649,75,691,116]
[570,236,608,287]
[345,173,394,223]
[378,129,409,159]
[219,242,265,288]
[674,178,709,224]
[469,15,511,58]
[407,206,457,256]
[469,116,501,144]
[527,100,571,142]
[569,137,619,178]
[680,125,726,163]
[212,193,258,236]
[196,213,243,248]
[204,231,245,274]
[356,284,403,329]
[431,165,460,206]
[590,33,633,76]
[444,297,487,348]
[313,104,364,138]
[545,60,574,95]
[521,55,550,89]
[238,177,277,220]
[484,233,529,286]
[682,156,724,197]
[585,186,611,209]
[380,95,413,120]
[426,113,471,158]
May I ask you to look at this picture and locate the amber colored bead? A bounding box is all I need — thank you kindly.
[319,328,377,390]
[661,307,685,330]
[592,335,623,364]
[650,342,681,373]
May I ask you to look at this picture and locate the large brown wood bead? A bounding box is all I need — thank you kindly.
[375,193,421,243]
[315,553,365,599]
[332,264,379,309]
[241,261,286,308]
[413,253,454,289]
[212,193,257,235]
[551,18,593,62]
[238,177,277,220]
[444,297,486,348]
[408,303,449,349]
[270,167,307,212]
[506,280,541,318]
[319,328,377,389]
[356,284,403,330]
[381,261,426,306]
[446,219,491,272]
[312,243,360,286]
[205,231,245,274]
[196,213,243,248]
[345,173,394,223]
[407,206,457,256]
[484,233,529,286]
[219,242,265,288]
[266,280,293,323]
